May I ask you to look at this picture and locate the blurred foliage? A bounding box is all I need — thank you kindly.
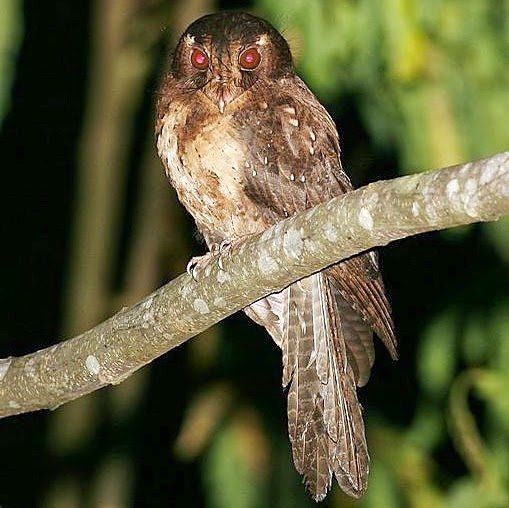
[0,1,508,507]
[0,0,22,126]
[261,0,509,172]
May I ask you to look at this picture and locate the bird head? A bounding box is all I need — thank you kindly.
[169,12,294,113]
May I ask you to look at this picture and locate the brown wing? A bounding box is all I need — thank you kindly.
[240,76,396,499]
[237,76,397,375]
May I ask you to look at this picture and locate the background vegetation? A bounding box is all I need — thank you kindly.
[1,1,508,507]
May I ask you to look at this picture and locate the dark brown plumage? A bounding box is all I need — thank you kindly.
[156,12,397,501]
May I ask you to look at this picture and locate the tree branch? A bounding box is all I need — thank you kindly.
[1,151,508,418]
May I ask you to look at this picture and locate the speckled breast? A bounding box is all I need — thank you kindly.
[157,104,267,244]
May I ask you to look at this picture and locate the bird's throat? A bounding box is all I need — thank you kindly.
[203,83,243,114]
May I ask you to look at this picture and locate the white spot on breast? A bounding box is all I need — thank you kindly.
[358,208,374,230]
[309,130,316,141]
[9,400,20,409]
[259,101,268,110]
[263,156,268,165]
[412,201,420,216]
[288,118,299,127]
[300,175,306,183]
[309,147,315,155]
[283,107,296,115]
[252,169,257,177]
[193,298,209,314]
[86,355,101,375]
[290,173,295,181]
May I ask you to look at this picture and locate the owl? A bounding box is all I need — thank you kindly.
[156,11,397,501]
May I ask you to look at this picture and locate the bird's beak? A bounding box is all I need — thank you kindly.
[203,72,239,114]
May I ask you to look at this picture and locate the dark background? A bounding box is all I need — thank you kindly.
[1,1,508,507]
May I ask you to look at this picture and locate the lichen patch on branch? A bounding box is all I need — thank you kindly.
[283,228,304,259]
[358,208,374,230]
[193,298,210,314]
[85,355,101,375]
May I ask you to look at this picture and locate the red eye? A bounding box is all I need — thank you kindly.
[191,48,209,70]
[239,47,261,70]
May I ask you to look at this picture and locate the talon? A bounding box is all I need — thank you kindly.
[186,249,216,280]
[217,240,233,270]
[218,254,226,271]
[186,256,203,280]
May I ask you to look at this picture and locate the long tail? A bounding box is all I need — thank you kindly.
[246,272,372,500]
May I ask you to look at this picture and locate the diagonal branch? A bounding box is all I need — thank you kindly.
[1,151,508,418]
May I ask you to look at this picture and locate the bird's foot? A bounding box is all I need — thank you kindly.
[186,244,219,280]
[186,238,248,280]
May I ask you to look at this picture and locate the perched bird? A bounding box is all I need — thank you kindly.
[156,11,397,501]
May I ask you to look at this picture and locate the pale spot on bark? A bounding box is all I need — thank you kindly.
[464,178,481,217]
[309,130,316,141]
[288,118,299,127]
[258,249,278,274]
[365,191,379,206]
[193,298,210,314]
[0,358,12,381]
[284,228,304,259]
[25,357,36,376]
[283,106,296,115]
[309,146,315,155]
[214,296,226,307]
[9,400,20,409]
[446,178,459,199]
[465,178,476,194]
[141,296,156,326]
[86,355,101,375]
[142,296,154,309]
[180,283,193,298]
[289,173,295,181]
[412,201,420,216]
[324,223,338,242]
[358,208,374,230]
[217,270,231,284]
[480,157,505,187]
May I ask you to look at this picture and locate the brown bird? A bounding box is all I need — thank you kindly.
[156,12,397,501]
